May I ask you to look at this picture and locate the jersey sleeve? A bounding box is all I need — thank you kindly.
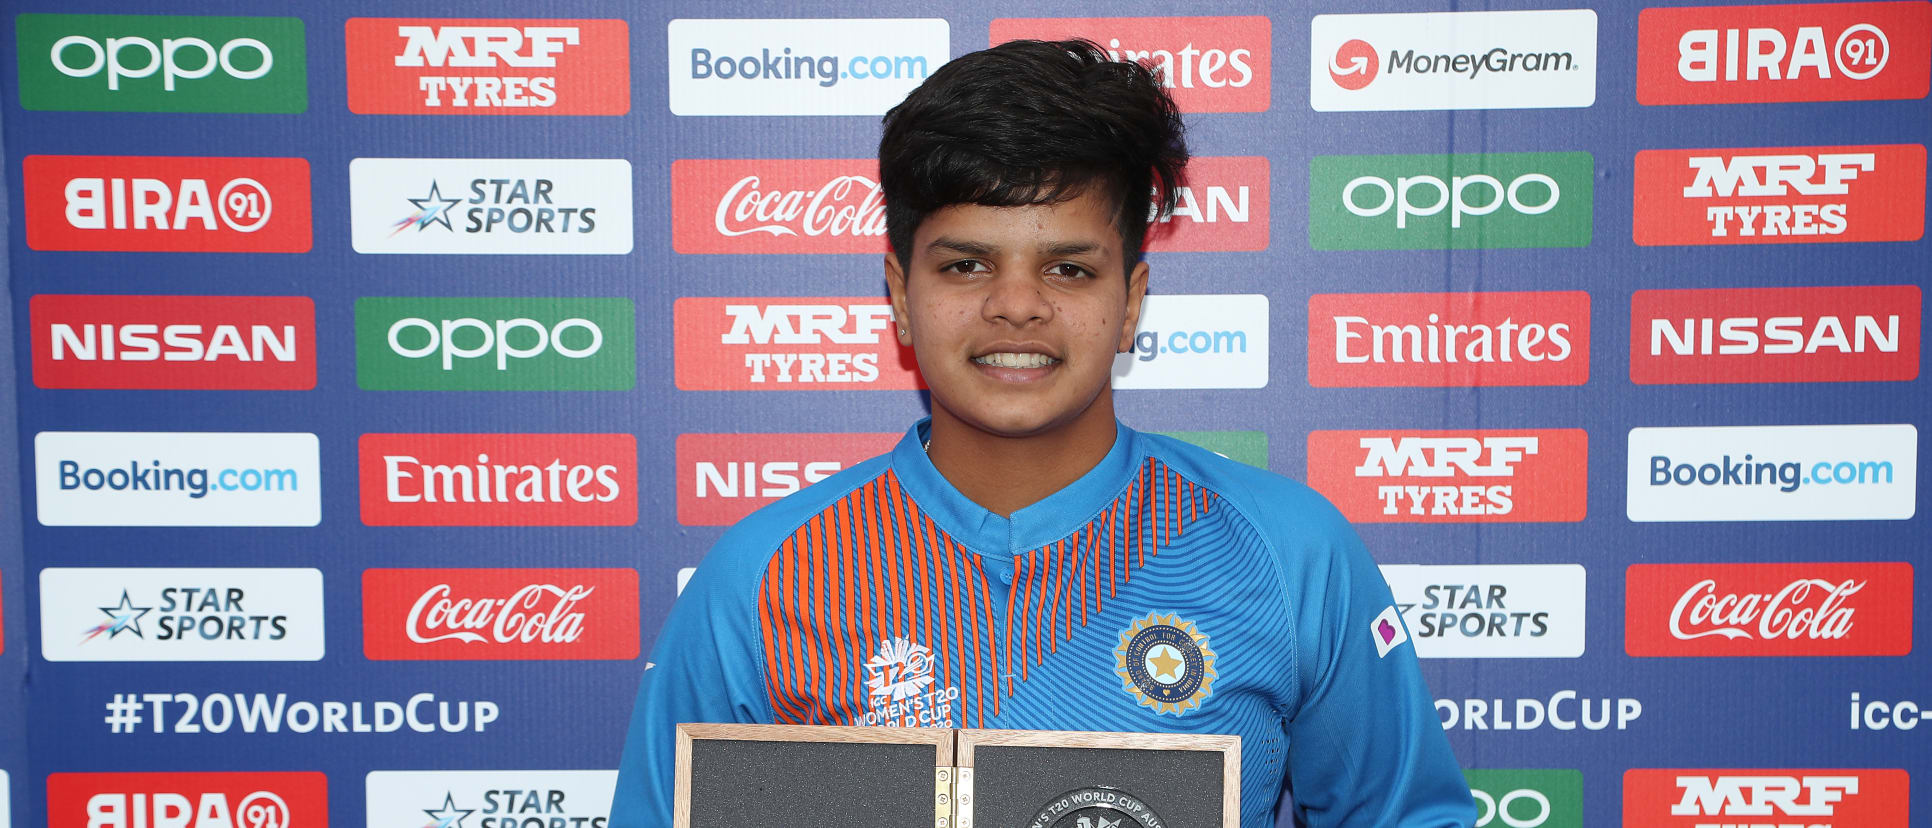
[1270,498,1475,827]
[610,541,776,828]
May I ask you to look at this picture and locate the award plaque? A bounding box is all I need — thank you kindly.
[676,723,955,828]
[960,729,1238,828]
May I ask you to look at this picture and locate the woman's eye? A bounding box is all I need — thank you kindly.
[943,260,988,275]
[1049,263,1093,279]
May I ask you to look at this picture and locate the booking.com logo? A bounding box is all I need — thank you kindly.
[1649,453,1895,493]
[1130,329,1249,362]
[57,459,300,499]
[688,47,930,87]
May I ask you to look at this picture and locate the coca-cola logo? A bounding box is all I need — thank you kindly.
[673,159,889,254]
[1669,577,1861,641]
[363,568,638,660]
[406,583,592,645]
[1627,563,1911,657]
[714,174,885,238]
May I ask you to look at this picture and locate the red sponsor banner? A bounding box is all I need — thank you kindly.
[1637,2,1932,105]
[345,18,630,115]
[48,772,329,828]
[1147,156,1269,252]
[359,433,637,526]
[363,568,639,660]
[674,296,922,390]
[677,432,898,526]
[31,295,316,390]
[1631,286,1921,384]
[990,17,1271,112]
[1623,768,1909,826]
[1633,144,1926,245]
[1626,562,1913,657]
[671,159,886,255]
[24,155,312,253]
[1306,429,1587,523]
[1308,291,1590,387]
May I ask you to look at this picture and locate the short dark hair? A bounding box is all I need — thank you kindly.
[879,39,1189,274]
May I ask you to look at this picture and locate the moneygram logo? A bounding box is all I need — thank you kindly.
[46,771,328,828]
[1628,424,1917,521]
[1631,285,1920,384]
[1627,562,1913,657]
[1633,144,1926,245]
[1380,564,1585,658]
[35,432,319,527]
[16,14,306,113]
[671,160,886,255]
[349,158,633,254]
[356,297,634,391]
[675,297,919,390]
[1310,10,1597,111]
[1465,769,1583,828]
[359,434,636,527]
[1310,291,1589,387]
[1310,153,1593,250]
[989,17,1270,112]
[345,18,630,114]
[39,567,324,662]
[677,432,897,525]
[1623,768,1909,827]
[667,19,948,116]
[1116,294,1269,389]
[32,295,315,390]
[363,568,639,660]
[24,155,311,253]
[1638,2,1932,105]
[366,770,615,828]
[1307,429,1588,523]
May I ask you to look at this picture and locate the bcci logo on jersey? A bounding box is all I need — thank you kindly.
[1114,613,1216,717]
[858,636,958,727]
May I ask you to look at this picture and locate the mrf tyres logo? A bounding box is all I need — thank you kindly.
[36,432,319,528]
[1311,153,1593,250]
[32,295,315,391]
[1380,564,1586,659]
[1622,768,1909,827]
[16,14,305,113]
[366,771,615,828]
[24,155,311,253]
[48,771,327,828]
[1633,144,1926,245]
[39,568,324,663]
[667,18,948,116]
[1628,562,1913,658]
[1631,285,1920,385]
[1628,424,1917,521]
[1638,2,1932,105]
[989,17,1270,113]
[1114,294,1269,390]
[359,433,636,527]
[356,297,634,391]
[1464,769,1583,828]
[345,18,629,114]
[350,158,632,254]
[363,568,638,660]
[675,297,918,390]
[1310,10,1597,111]
[676,432,898,525]
[1310,291,1589,388]
[1307,429,1588,523]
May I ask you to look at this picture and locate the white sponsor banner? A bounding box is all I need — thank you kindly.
[1114,294,1269,390]
[0,769,8,828]
[668,19,949,116]
[40,568,325,662]
[349,158,633,254]
[1311,10,1598,111]
[1380,564,1586,658]
[1628,424,1917,521]
[366,770,616,828]
[36,432,320,527]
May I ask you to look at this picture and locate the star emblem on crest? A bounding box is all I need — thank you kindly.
[393,182,463,235]
[83,590,152,643]
[423,792,474,828]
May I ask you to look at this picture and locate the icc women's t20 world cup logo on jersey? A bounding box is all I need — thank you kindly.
[1115,612,1218,716]
[859,636,959,727]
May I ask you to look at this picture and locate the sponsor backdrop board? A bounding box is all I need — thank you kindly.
[0,3,1927,828]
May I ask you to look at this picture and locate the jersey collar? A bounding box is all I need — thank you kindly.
[889,417,1144,556]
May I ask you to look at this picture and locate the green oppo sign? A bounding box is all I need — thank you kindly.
[1310,153,1593,250]
[17,14,306,113]
[356,298,635,391]
[1464,769,1581,828]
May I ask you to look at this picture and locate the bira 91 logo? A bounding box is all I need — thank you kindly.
[1623,768,1909,827]
[1633,144,1926,245]
[1309,291,1589,387]
[32,295,315,390]
[1310,10,1598,111]
[366,770,615,828]
[47,771,328,828]
[1626,562,1912,657]
[1307,429,1588,523]
[1631,285,1920,384]
[989,17,1270,112]
[349,158,632,254]
[363,568,638,660]
[356,297,635,390]
[16,14,306,113]
[677,432,898,525]
[1637,2,1932,105]
[1310,153,1593,250]
[39,567,325,662]
[345,18,629,114]
[24,155,311,253]
[359,433,636,526]
[674,297,921,390]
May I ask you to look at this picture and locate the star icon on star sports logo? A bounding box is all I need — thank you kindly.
[365,770,616,828]
[395,182,464,234]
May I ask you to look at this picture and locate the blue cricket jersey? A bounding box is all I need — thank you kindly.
[613,419,1474,827]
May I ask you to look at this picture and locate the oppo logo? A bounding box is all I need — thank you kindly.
[51,34,272,90]
[387,316,603,371]
[1343,172,1560,228]
[1474,787,1552,827]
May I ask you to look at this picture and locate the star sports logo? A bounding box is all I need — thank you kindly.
[43,568,326,662]
[1381,564,1587,658]
[85,589,148,642]
[350,158,633,254]
[368,771,615,828]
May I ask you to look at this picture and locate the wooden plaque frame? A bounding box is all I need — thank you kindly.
[957,729,1240,828]
[675,723,955,828]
